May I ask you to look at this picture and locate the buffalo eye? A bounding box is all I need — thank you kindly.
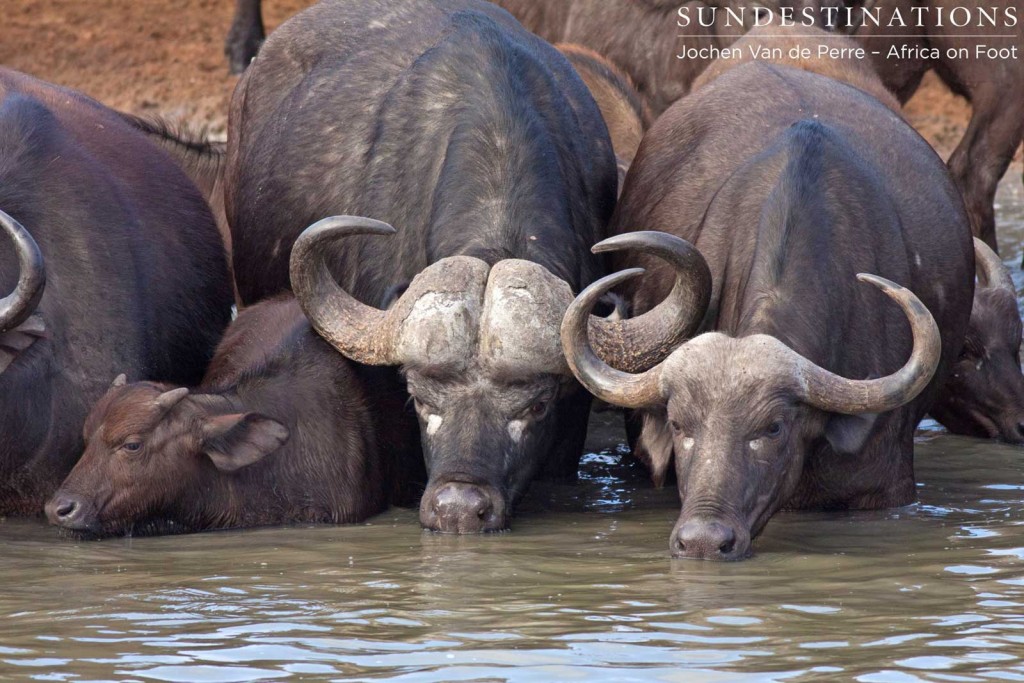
[121,439,143,453]
[412,397,437,414]
[530,400,548,416]
[668,420,682,434]
[765,421,783,438]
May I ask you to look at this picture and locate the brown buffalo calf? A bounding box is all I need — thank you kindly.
[557,43,652,190]
[45,297,414,537]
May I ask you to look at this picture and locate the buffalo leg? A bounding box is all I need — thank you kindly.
[225,0,265,75]
[944,84,1024,251]
[539,394,590,482]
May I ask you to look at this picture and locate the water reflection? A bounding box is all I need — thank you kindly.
[0,178,1021,681]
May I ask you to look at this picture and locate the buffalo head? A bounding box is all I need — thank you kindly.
[290,217,711,533]
[931,239,1024,443]
[45,378,288,537]
[561,241,940,560]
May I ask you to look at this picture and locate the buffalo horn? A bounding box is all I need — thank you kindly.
[973,238,1015,294]
[561,268,665,408]
[0,209,45,333]
[587,231,711,372]
[290,216,401,366]
[793,274,941,414]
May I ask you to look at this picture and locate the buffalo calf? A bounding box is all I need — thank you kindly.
[46,298,411,536]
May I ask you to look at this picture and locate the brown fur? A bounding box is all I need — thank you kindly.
[556,43,653,178]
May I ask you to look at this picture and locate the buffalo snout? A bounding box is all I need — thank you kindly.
[996,414,1024,445]
[420,481,506,534]
[671,517,750,561]
[45,493,97,532]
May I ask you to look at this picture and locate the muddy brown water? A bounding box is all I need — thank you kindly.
[0,178,1022,682]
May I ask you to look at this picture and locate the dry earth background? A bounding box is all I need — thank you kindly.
[2,0,1022,165]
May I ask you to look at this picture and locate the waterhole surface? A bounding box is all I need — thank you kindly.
[0,178,1022,682]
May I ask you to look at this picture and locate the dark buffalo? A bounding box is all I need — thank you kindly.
[561,57,972,559]
[0,68,233,514]
[224,0,779,112]
[45,296,415,536]
[930,240,1024,442]
[700,24,1024,444]
[226,0,708,533]
[841,0,1023,249]
[557,43,653,192]
[692,26,1024,445]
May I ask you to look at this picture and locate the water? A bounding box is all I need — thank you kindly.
[0,177,1022,682]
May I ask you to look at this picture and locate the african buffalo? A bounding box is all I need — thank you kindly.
[0,68,234,514]
[46,296,414,536]
[225,0,709,533]
[930,240,1024,443]
[562,58,972,559]
[694,25,1024,445]
[289,216,706,532]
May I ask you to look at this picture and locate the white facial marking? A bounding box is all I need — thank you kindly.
[507,419,527,443]
[426,414,443,437]
[682,437,695,450]
[749,439,762,451]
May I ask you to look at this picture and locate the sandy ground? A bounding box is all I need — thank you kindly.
[2,0,1021,168]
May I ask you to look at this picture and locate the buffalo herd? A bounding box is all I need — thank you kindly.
[0,0,1021,559]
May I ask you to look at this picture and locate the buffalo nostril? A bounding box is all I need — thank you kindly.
[56,500,78,519]
[675,518,741,559]
[719,535,736,555]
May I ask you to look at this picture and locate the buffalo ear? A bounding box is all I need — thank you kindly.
[824,412,878,455]
[201,413,289,472]
[638,410,675,488]
[382,281,411,310]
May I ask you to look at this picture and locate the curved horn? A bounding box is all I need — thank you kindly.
[587,231,711,372]
[561,268,665,408]
[0,209,45,333]
[796,274,941,414]
[290,216,401,366]
[973,238,1015,294]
